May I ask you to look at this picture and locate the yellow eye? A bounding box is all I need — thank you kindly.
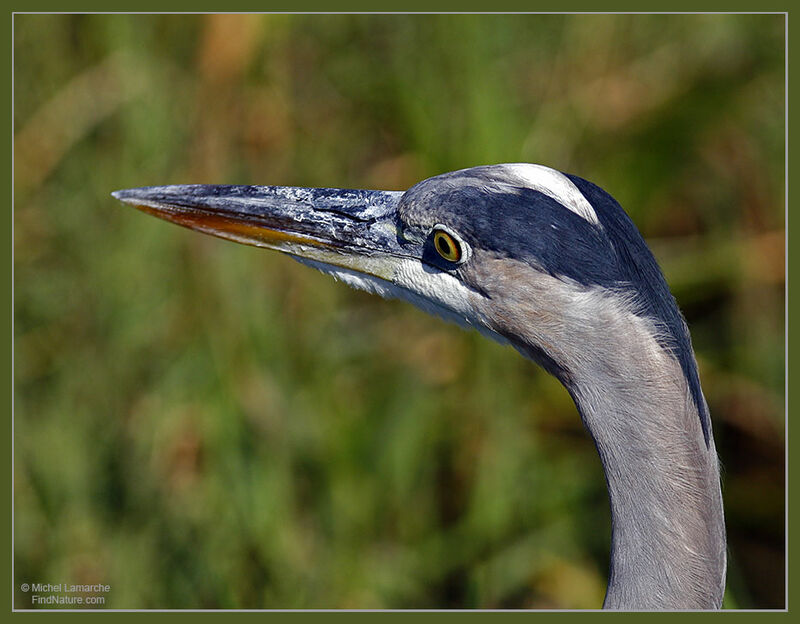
[433,229,462,263]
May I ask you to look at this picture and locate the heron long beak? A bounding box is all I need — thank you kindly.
[111,184,411,281]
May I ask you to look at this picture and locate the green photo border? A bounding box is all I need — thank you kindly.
[5,5,790,621]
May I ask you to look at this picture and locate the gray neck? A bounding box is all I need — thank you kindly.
[569,366,727,610]
[464,256,726,608]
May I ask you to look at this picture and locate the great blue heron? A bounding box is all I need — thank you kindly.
[112,163,726,610]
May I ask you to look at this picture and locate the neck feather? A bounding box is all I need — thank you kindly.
[570,373,726,609]
[468,257,727,608]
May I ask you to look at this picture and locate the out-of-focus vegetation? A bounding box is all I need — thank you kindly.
[14,14,784,609]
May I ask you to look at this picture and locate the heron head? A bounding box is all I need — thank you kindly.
[111,165,612,331]
[112,163,709,442]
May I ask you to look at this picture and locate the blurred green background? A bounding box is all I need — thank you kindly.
[14,14,784,609]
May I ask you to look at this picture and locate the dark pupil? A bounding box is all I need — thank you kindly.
[438,236,452,256]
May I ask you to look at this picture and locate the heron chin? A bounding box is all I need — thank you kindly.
[113,163,726,610]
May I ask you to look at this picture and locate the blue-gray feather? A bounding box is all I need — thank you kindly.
[566,174,710,447]
[400,168,710,445]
